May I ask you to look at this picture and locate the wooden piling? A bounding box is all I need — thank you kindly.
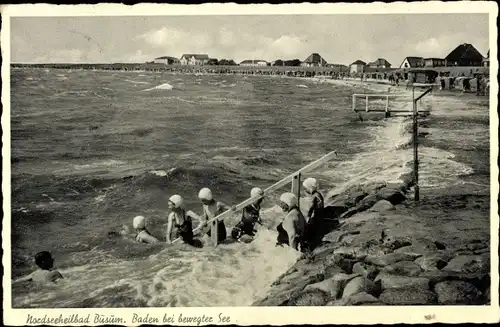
[291,173,302,211]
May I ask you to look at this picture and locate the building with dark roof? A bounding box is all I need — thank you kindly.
[349,60,367,74]
[423,58,447,67]
[399,56,425,69]
[367,58,392,68]
[301,53,327,67]
[445,43,484,67]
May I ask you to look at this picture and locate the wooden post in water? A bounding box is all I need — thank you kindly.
[352,94,356,111]
[291,173,302,211]
[365,95,369,112]
[211,218,218,247]
[385,95,391,118]
[412,87,420,202]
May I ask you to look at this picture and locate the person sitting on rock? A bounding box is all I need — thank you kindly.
[133,215,159,244]
[12,251,63,285]
[197,188,228,243]
[302,177,325,251]
[166,194,201,245]
[231,187,264,241]
[276,192,306,251]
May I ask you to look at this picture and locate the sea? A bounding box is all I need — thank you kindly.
[9,68,478,307]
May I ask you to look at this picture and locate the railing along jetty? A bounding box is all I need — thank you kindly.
[172,150,338,246]
[352,85,434,202]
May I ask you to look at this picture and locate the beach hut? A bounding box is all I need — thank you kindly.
[408,69,439,84]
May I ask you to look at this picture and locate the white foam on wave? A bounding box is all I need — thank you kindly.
[143,83,174,91]
[73,159,126,171]
[13,219,299,308]
[124,79,150,85]
[297,84,308,88]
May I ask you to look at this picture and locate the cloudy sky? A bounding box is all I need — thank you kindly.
[10,14,489,66]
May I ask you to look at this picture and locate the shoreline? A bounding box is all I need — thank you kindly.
[252,84,490,306]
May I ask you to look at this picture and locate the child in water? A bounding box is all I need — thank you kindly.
[132,215,159,244]
[276,192,306,251]
[197,188,228,243]
[166,194,201,245]
[302,177,324,251]
[231,187,264,241]
[13,251,63,285]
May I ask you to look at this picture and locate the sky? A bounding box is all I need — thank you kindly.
[10,14,490,66]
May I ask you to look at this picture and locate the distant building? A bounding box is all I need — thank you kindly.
[483,49,490,67]
[445,43,484,67]
[349,60,366,74]
[180,54,210,65]
[399,56,425,69]
[367,58,391,68]
[301,53,327,67]
[153,56,179,65]
[423,58,447,67]
[239,60,268,67]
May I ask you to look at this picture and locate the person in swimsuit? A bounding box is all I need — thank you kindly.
[276,192,306,251]
[166,194,201,245]
[302,177,325,251]
[197,188,228,243]
[12,251,63,285]
[133,215,159,244]
[231,187,264,240]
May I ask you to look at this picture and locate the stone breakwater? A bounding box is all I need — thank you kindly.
[252,111,490,306]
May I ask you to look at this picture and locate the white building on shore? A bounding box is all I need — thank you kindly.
[239,60,268,66]
[180,54,210,65]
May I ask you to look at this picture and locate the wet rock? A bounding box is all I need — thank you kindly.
[331,254,356,274]
[375,272,430,290]
[345,292,380,305]
[420,270,490,293]
[333,246,368,261]
[379,288,437,305]
[399,172,415,188]
[466,242,488,252]
[352,262,380,280]
[394,243,437,256]
[435,281,483,305]
[376,187,406,205]
[385,182,409,193]
[380,260,422,277]
[339,207,359,219]
[434,241,446,250]
[304,273,359,300]
[443,255,490,274]
[365,252,421,266]
[356,194,378,211]
[380,229,412,250]
[289,289,328,306]
[415,252,452,271]
[322,206,349,219]
[346,191,368,207]
[342,276,380,298]
[254,273,324,306]
[369,200,395,212]
[323,264,344,279]
[363,181,388,194]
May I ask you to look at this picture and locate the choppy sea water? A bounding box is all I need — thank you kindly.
[9,68,481,307]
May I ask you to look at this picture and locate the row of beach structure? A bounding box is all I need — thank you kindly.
[151,43,489,72]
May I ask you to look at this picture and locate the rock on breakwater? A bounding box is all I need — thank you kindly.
[252,172,490,306]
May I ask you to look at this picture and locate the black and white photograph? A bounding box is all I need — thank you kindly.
[2,2,499,325]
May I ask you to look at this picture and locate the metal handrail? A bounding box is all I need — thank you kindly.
[172,150,338,244]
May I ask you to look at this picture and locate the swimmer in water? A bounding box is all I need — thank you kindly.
[276,192,306,251]
[302,177,325,251]
[133,215,159,244]
[166,194,201,245]
[231,187,264,240]
[12,251,63,285]
[197,188,228,243]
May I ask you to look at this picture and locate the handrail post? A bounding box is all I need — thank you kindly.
[412,86,420,202]
[211,218,218,246]
[365,95,369,112]
[291,173,302,211]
